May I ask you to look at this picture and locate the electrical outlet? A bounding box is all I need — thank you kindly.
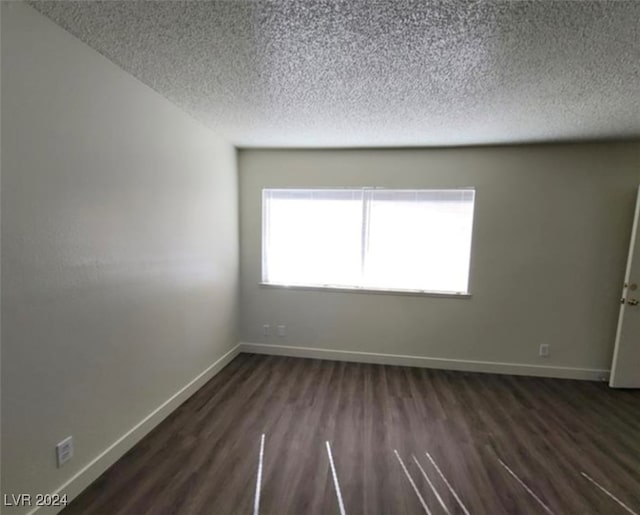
[263,324,270,337]
[539,344,550,357]
[277,325,286,337]
[56,436,73,468]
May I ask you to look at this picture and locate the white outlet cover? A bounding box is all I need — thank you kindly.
[56,436,73,468]
[277,325,286,337]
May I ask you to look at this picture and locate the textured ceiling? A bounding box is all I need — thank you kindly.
[28,1,640,148]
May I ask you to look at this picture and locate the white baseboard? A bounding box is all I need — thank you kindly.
[239,342,610,382]
[29,344,241,515]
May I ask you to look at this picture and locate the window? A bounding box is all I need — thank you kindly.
[262,188,475,295]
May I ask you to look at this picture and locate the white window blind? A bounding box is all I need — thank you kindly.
[262,188,475,294]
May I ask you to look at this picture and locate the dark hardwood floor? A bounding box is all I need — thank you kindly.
[62,354,640,514]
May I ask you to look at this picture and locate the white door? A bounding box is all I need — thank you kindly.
[610,186,640,388]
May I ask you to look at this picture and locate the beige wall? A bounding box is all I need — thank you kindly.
[239,142,640,375]
[1,3,238,512]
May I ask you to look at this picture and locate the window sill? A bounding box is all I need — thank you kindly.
[259,282,472,299]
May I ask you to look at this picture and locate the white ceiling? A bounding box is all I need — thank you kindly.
[29,1,640,148]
